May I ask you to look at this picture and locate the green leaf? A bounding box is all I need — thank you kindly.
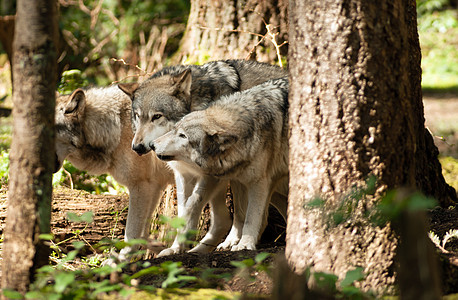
[230,258,255,269]
[341,285,365,297]
[80,211,94,223]
[177,275,197,282]
[313,272,338,292]
[130,266,161,279]
[72,240,85,250]
[254,252,271,264]
[39,233,54,240]
[2,288,23,299]
[340,267,365,287]
[125,239,148,246]
[54,272,75,293]
[119,288,136,298]
[305,197,325,209]
[25,291,44,299]
[170,217,186,229]
[407,193,437,211]
[66,212,81,223]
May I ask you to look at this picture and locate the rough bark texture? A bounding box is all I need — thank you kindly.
[1,0,57,294]
[286,0,454,294]
[174,0,288,64]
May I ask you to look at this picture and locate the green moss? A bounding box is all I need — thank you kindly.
[440,156,458,191]
[117,288,243,300]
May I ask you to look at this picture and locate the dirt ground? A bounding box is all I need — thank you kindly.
[0,93,457,297]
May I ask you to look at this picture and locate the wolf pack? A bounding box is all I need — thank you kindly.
[54,59,289,261]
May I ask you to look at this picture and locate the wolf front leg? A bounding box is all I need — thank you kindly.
[217,180,247,250]
[102,180,165,266]
[231,178,271,251]
[118,180,166,261]
[157,170,196,257]
[189,178,231,253]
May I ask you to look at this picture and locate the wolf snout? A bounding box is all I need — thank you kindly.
[132,143,148,156]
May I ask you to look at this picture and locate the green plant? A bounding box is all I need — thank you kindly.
[0,149,9,186]
[304,175,377,228]
[53,160,127,195]
[369,190,437,227]
[57,69,89,94]
[158,215,198,248]
[230,252,272,281]
[311,267,372,299]
[417,3,458,90]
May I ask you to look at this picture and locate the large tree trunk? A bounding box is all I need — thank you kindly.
[1,0,57,295]
[286,0,454,295]
[174,0,288,64]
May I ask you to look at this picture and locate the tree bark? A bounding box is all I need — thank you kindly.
[174,0,288,64]
[1,0,57,295]
[286,0,453,294]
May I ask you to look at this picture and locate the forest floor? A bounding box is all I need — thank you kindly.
[0,92,457,298]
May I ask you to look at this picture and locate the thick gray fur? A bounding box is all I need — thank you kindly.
[153,77,289,251]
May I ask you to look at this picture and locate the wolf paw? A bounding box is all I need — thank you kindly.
[188,243,215,253]
[231,236,256,251]
[217,236,240,250]
[157,247,181,257]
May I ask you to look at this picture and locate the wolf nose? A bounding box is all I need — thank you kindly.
[132,143,147,155]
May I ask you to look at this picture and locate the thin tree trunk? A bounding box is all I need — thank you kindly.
[174,0,288,64]
[0,15,14,83]
[1,0,57,295]
[286,0,451,294]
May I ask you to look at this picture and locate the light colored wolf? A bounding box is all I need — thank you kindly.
[152,77,289,251]
[54,86,174,260]
[118,60,287,256]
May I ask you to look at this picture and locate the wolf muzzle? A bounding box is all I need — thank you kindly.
[132,143,149,156]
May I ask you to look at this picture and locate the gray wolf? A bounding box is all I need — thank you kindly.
[152,77,289,251]
[118,59,287,256]
[54,86,174,261]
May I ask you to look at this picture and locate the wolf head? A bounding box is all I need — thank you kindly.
[54,86,124,174]
[152,111,238,175]
[118,69,193,156]
[54,88,87,172]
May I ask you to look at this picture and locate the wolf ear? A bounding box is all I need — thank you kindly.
[118,82,139,100]
[171,69,192,101]
[65,88,86,116]
[200,132,237,155]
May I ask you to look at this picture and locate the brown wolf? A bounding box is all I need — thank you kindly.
[54,85,174,261]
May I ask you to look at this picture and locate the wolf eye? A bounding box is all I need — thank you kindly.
[151,114,162,122]
[179,133,187,139]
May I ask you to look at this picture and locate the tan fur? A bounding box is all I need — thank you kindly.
[55,86,174,261]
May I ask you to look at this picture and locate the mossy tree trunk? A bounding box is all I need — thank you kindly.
[286,0,454,295]
[174,0,288,64]
[1,0,57,295]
